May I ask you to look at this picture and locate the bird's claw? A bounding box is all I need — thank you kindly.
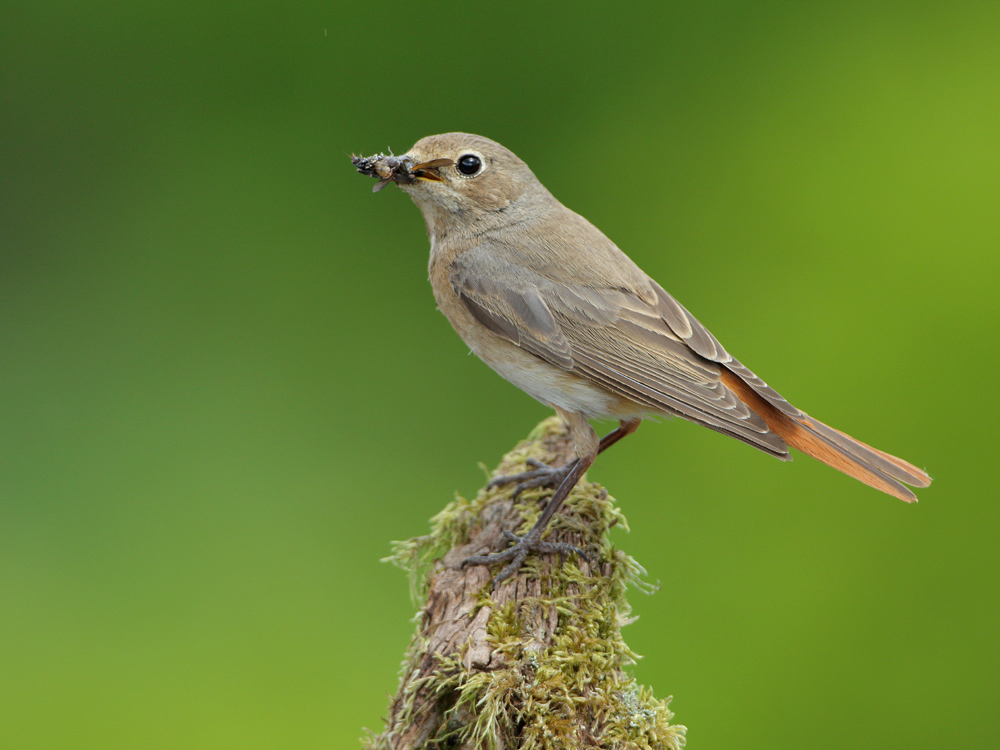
[462,529,591,590]
[487,459,572,498]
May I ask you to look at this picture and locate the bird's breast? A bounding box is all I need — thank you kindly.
[427,249,633,420]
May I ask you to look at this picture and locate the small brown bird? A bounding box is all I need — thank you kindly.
[353,133,931,587]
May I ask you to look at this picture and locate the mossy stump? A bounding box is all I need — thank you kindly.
[364,418,686,750]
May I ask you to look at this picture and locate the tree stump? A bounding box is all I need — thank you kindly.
[364,417,686,750]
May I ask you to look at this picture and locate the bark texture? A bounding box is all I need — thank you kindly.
[364,417,685,750]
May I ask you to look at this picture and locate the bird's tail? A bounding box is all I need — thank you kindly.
[720,369,931,502]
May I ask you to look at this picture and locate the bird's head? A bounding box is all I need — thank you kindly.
[353,133,548,234]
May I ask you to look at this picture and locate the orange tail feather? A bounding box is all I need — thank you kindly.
[720,369,930,502]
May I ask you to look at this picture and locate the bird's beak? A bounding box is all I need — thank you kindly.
[405,158,454,183]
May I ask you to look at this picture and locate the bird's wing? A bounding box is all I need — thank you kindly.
[449,244,789,456]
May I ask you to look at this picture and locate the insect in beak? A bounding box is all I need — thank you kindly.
[351,153,454,192]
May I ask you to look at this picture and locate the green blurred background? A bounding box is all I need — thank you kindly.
[2,1,997,748]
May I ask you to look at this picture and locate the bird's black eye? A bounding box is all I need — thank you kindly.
[457,154,482,176]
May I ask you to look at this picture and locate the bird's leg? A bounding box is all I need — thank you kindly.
[486,418,640,497]
[596,417,641,453]
[467,416,640,589]
[463,451,596,589]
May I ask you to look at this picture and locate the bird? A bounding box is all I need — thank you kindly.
[352,133,931,588]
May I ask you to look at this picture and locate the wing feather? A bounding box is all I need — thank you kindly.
[450,244,789,456]
[649,280,804,418]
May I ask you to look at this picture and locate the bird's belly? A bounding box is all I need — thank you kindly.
[472,338,629,419]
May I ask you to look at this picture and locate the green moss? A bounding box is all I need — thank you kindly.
[368,417,686,749]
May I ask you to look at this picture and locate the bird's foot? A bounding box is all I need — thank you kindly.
[487,458,575,498]
[463,530,590,590]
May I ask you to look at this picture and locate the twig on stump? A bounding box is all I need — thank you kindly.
[364,417,686,750]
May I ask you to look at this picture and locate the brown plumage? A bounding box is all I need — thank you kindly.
[353,133,932,588]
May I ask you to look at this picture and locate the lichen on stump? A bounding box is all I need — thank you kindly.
[364,417,686,750]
